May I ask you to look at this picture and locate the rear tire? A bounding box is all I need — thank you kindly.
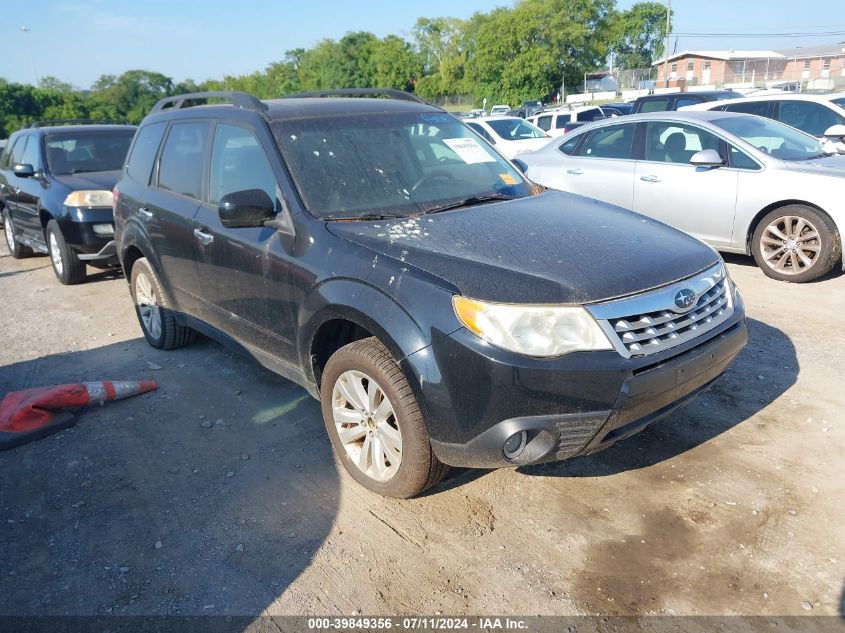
[130,257,196,350]
[3,210,34,259]
[752,205,840,282]
[46,220,86,285]
[320,337,448,498]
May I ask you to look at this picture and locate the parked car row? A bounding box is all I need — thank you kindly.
[0,89,750,498]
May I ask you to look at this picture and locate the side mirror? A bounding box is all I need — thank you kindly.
[689,149,725,167]
[218,189,276,228]
[823,124,845,139]
[511,158,528,174]
[12,163,35,178]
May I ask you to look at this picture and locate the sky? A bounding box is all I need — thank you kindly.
[2,0,844,88]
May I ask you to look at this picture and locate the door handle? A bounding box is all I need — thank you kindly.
[138,207,153,219]
[566,168,584,175]
[640,175,661,183]
[193,228,214,245]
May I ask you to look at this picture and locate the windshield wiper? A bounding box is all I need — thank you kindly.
[333,213,410,222]
[423,193,517,216]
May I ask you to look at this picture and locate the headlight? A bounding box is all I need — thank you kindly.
[64,190,114,207]
[452,296,613,357]
[92,223,114,235]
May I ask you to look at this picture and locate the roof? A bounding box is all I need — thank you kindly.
[652,50,782,65]
[681,92,845,110]
[23,124,137,136]
[264,97,435,120]
[653,43,845,65]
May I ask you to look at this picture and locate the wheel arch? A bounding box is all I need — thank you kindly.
[745,199,835,253]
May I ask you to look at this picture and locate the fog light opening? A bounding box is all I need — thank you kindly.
[503,430,528,460]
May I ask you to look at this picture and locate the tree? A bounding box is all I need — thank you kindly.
[611,1,670,69]
[371,36,422,92]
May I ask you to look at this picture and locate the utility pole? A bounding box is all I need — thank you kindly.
[662,0,671,88]
[21,26,39,88]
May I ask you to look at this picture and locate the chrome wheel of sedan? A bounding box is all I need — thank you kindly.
[134,271,162,340]
[331,369,402,482]
[759,215,821,276]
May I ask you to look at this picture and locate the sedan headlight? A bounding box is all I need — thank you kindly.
[453,296,613,357]
[64,190,114,208]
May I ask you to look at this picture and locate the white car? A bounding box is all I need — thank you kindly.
[518,111,845,282]
[682,93,845,151]
[464,116,552,158]
[526,105,610,137]
[489,105,510,116]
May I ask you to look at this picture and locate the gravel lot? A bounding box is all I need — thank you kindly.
[0,244,843,618]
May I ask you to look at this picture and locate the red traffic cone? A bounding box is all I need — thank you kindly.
[0,380,157,449]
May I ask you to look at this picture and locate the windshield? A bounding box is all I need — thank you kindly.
[272,112,532,220]
[486,118,547,140]
[45,130,135,175]
[713,115,824,161]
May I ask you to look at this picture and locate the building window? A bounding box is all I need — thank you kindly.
[823,58,831,69]
[687,61,694,71]
[670,62,677,76]
[803,59,812,70]
[704,61,711,70]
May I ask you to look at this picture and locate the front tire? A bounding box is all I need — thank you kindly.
[3,210,34,259]
[46,220,86,284]
[129,257,195,350]
[320,337,448,498]
[752,205,840,282]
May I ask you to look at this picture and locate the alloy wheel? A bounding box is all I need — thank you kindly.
[49,231,64,275]
[134,271,162,339]
[760,215,821,276]
[4,216,14,252]
[331,369,402,482]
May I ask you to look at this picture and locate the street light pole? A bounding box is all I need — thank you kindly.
[21,26,39,88]
[662,0,671,88]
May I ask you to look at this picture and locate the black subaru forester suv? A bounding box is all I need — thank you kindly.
[113,90,747,498]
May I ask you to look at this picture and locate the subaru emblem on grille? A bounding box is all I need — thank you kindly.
[673,288,697,311]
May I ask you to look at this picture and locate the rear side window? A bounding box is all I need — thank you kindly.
[577,124,635,159]
[724,101,772,117]
[554,116,572,129]
[676,97,702,109]
[157,122,211,200]
[209,124,276,206]
[535,116,552,132]
[126,122,166,185]
[639,98,670,113]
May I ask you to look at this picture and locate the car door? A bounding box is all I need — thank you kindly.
[554,122,638,209]
[144,121,210,313]
[193,122,296,361]
[633,121,738,247]
[13,133,47,241]
[0,136,27,220]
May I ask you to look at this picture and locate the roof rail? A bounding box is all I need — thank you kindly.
[27,119,130,128]
[283,88,428,105]
[150,91,268,114]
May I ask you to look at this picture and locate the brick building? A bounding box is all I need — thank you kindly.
[653,44,845,90]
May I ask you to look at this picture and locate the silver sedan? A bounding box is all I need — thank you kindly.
[519,111,844,282]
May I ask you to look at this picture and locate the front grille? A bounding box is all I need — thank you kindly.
[588,264,733,358]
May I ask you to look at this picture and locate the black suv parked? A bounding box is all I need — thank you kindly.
[631,90,743,114]
[114,90,747,497]
[0,120,136,284]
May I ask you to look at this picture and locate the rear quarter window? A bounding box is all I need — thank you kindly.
[126,122,167,185]
[638,98,670,113]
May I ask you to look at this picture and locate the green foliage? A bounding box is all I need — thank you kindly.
[0,1,664,137]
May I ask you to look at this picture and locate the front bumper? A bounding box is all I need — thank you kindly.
[58,206,117,263]
[410,305,747,469]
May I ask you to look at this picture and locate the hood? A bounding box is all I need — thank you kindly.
[327,191,720,304]
[782,154,845,176]
[52,169,122,191]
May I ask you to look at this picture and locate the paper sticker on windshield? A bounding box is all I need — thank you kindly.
[443,138,497,164]
[499,173,517,185]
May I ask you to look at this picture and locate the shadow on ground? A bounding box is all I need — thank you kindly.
[0,337,339,616]
[722,252,843,282]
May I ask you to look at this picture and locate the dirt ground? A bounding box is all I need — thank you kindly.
[0,244,843,619]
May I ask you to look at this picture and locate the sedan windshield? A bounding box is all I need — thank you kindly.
[272,112,532,220]
[713,115,824,161]
[486,118,547,140]
[45,130,135,175]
